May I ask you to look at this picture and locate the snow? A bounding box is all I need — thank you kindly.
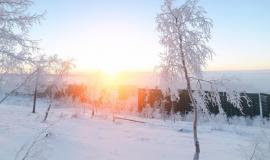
[0,96,269,160]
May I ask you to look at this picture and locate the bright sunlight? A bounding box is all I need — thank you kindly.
[73,22,160,74]
[1,1,270,160]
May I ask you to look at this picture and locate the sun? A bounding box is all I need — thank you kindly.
[102,65,120,76]
[73,22,158,74]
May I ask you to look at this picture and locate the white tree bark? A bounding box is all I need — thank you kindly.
[156,0,213,159]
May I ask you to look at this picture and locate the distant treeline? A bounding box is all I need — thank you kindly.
[138,88,270,118]
[11,84,270,118]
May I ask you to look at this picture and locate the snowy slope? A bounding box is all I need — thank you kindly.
[0,96,269,160]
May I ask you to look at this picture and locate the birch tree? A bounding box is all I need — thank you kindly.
[0,0,44,106]
[0,0,42,77]
[156,0,249,159]
[41,57,74,122]
[31,55,74,115]
[156,0,213,158]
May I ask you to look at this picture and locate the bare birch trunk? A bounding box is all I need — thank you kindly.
[32,68,39,113]
[43,103,52,122]
[180,37,200,160]
[32,85,37,113]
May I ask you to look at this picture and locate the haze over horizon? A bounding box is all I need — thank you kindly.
[1,2,270,160]
[31,0,270,73]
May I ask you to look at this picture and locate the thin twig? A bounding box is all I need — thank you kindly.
[249,142,258,160]
[0,69,37,103]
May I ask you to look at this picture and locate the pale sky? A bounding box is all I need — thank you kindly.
[31,0,270,73]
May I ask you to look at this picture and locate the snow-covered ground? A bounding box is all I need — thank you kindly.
[0,96,269,160]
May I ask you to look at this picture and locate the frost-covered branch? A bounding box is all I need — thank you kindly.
[0,0,43,75]
[191,77,251,115]
[0,69,37,103]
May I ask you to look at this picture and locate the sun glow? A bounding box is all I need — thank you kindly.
[88,25,143,73]
[70,21,160,74]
